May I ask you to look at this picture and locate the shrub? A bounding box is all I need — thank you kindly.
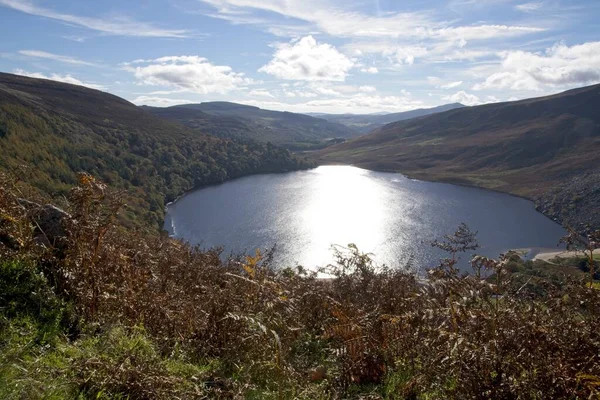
[0,172,599,398]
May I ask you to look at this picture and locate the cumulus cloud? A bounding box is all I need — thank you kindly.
[13,69,106,90]
[0,0,190,38]
[442,90,482,106]
[473,41,600,91]
[18,50,95,66]
[259,36,354,81]
[125,56,253,94]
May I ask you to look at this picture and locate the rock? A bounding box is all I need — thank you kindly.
[18,199,71,252]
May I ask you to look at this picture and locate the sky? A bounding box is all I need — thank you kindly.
[1,0,599,114]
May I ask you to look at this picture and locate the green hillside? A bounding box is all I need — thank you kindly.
[0,73,312,228]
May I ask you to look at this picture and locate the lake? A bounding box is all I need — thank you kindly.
[164,166,566,271]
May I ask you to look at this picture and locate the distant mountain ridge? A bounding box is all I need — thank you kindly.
[315,103,465,133]
[317,84,600,230]
[143,101,357,148]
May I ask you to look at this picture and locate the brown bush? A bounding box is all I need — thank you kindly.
[1,172,599,399]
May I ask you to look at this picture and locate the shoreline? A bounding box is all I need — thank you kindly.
[511,247,586,262]
[312,160,565,227]
[164,162,566,237]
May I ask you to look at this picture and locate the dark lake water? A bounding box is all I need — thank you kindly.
[164,166,566,271]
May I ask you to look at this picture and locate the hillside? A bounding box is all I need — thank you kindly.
[0,73,312,228]
[143,102,357,148]
[317,84,600,230]
[316,103,465,134]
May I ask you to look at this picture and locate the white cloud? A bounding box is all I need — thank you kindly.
[359,85,377,93]
[515,2,543,12]
[259,35,354,81]
[361,67,379,74]
[125,56,253,94]
[199,0,544,41]
[428,77,464,89]
[0,0,190,38]
[345,42,429,65]
[389,46,428,65]
[13,69,106,90]
[199,0,434,38]
[248,89,275,98]
[18,50,95,66]
[62,36,87,43]
[433,25,543,41]
[428,48,496,62]
[311,85,342,96]
[442,90,482,106]
[288,93,425,114]
[345,40,495,67]
[441,81,463,89]
[473,41,600,91]
[133,96,195,107]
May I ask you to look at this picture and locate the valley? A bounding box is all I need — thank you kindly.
[2,1,600,397]
[316,84,600,231]
[143,101,356,150]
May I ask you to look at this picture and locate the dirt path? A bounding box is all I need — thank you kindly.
[532,250,586,262]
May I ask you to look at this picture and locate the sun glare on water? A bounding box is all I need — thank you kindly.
[296,166,395,266]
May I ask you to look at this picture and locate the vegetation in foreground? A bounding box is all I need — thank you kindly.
[1,172,599,399]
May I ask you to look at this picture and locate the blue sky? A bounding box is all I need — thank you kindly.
[1,0,599,113]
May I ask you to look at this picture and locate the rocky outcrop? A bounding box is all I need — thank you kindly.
[535,170,600,232]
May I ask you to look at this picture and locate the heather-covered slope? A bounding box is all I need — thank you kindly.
[317,84,600,229]
[0,73,312,228]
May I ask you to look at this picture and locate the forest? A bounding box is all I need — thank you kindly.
[0,73,312,228]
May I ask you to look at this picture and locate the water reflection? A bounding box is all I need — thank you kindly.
[165,166,566,271]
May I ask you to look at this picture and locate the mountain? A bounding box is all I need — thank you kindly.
[316,84,600,230]
[0,73,311,228]
[316,103,465,134]
[143,102,356,148]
